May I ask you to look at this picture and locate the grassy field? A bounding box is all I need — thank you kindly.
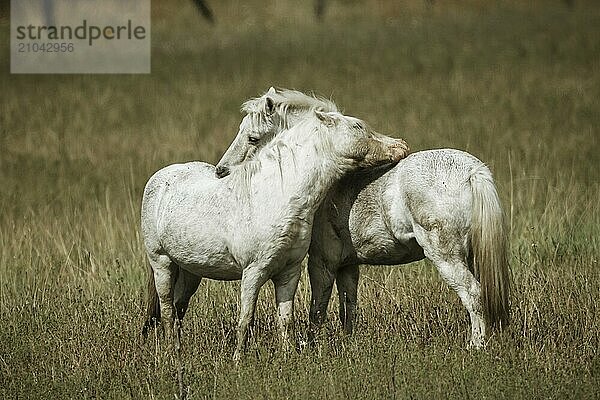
[1,0,599,398]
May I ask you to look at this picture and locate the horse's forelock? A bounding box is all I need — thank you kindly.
[240,97,262,114]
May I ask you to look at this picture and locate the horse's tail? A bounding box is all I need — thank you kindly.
[142,263,161,338]
[469,165,511,330]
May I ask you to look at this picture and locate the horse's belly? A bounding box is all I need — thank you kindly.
[164,239,243,280]
[354,234,425,265]
[179,262,243,281]
[172,249,243,280]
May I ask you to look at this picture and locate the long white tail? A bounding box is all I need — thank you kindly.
[469,166,511,329]
[142,264,161,337]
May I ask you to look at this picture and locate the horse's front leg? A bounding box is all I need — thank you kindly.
[335,264,359,334]
[234,264,270,363]
[272,265,302,353]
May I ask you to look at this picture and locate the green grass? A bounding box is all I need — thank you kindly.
[1,0,599,398]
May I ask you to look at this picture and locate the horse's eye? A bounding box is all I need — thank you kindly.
[248,136,260,145]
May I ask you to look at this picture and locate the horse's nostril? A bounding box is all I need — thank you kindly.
[215,165,230,178]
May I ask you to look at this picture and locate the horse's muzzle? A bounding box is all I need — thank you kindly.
[390,138,410,162]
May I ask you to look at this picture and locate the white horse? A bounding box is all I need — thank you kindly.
[141,107,409,360]
[214,88,511,348]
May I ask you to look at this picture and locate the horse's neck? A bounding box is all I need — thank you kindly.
[252,139,338,219]
[323,162,395,221]
[337,163,395,196]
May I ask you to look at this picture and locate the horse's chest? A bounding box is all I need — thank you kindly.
[279,219,312,261]
[257,219,311,273]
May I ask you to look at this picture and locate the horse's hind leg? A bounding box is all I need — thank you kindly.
[435,257,485,348]
[171,266,197,400]
[149,253,178,342]
[414,225,485,348]
[308,255,337,341]
[335,264,359,334]
[174,268,202,322]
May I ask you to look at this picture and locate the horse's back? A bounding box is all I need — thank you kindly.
[144,162,215,194]
[142,161,215,219]
[396,149,483,187]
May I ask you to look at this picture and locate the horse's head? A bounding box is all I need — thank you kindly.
[312,110,410,170]
[215,87,337,178]
[215,87,278,178]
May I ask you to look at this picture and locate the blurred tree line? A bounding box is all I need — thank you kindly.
[0,0,330,24]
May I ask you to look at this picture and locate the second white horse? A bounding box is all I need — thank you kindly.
[215,88,511,348]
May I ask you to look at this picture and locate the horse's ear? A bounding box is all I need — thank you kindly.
[265,97,275,115]
[315,110,336,127]
[267,86,277,94]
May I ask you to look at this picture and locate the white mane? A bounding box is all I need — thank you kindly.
[241,88,339,129]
